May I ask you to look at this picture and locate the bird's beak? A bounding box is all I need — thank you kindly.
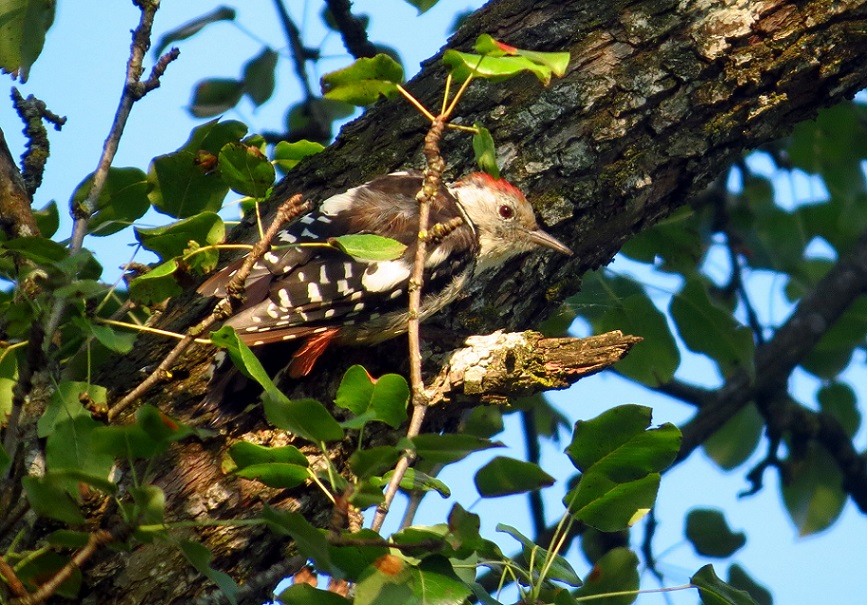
[527,229,573,256]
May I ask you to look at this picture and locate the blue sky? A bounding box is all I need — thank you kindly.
[2,1,865,603]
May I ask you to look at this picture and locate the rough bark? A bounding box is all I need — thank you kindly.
[30,0,867,602]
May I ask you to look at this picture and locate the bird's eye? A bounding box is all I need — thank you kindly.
[498,204,515,220]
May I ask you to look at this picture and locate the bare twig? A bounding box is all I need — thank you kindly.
[0,557,27,597]
[68,0,174,256]
[108,196,309,421]
[272,0,315,100]
[324,0,378,59]
[46,0,178,345]
[9,529,115,605]
[371,118,446,532]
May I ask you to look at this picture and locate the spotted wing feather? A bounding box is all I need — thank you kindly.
[201,172,479,347]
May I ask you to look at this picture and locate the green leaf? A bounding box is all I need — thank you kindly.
[37,381,106,437]
[702,403,763,470]
[818,382,860,438]
[16,551,81,599]
[189,78,245,117]
[472,125,499,179]
[218,142,275,198]
[335,365,409,429]
[264,394,345,443]
[128,259,183,306]
[321,54,404,106]
[0,0,55,82]
[148,120,246,218]
[781,441,846,536]
[408,433,503,465]
[277,584,351,605]
[228,442,308,469]
[22,475,85,524]
[2,235,68,265]
[402,0,440,14]
[443,49,566,86]
[473,35,570,77]
[34,200,59,237]
[79,320,137,354]
[272,140,325,171]
[354,554,471,605]
[569,273,679,386]
[670,278,755,376]
[235,463,309,489]
[72,167,150,237]
[262,507,336,575]
[691,564,759,605]
[727,565,772,605]
[210,325,275,387]
[564,405,681,532]
[243,47,278,106]
[46,414,114,493]
[179,540,239,605]
[498,524,582,587]
[378,468,451,497]
[327,528,390,581]
[330,234,407,261]
[685,509,746,558]
[574,547,638,605]
[619,207,703,273]
[135,212,225,262]
[92,405,189,460]
[153,6,236,57]
[474,456,554,497]
[349,445,403,479]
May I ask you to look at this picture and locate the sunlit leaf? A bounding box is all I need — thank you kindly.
[278,584,351,605]
[330,234,407,261]
[472,124,499,179]
[218,142,275,198]
[335,365,409,429]
[321,54,404,106]
[128,259,182,305]
[135,212,225,261]
[564,405,680,532]
[272,140,325,171]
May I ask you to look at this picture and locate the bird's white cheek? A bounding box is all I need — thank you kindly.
[362,260,412,292]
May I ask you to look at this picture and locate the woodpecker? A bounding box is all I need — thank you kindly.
[198,170,571,379]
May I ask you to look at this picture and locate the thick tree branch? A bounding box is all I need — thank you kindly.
[0,127,39,240]
[677,230,867,462]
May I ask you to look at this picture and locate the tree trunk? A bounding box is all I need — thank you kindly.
[49,0,867,602]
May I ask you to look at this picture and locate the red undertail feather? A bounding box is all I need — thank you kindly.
[288,327,341,378]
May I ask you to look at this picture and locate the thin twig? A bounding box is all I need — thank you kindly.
[371,119,446,532]
[272,0,314,100]
[9,529,115,605]
[47,0,177,343]
[108,196,309,421]
[10,89,66,198]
